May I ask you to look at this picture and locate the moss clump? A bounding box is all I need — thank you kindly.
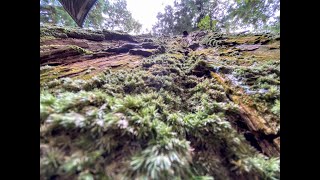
[271,100,280,116]
[103,29,136,42]
[187,60,214,77]
[201,32,225,47]
[68,45,93,55]
[126,138,193,179]
[40,36,56,43]
[40,65,54,73]
[65,28,105,41]
[40,25,68,38]
[40,31,280,180]
[40,25,105,41]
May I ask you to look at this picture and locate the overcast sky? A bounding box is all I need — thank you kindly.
[126,0,175,33]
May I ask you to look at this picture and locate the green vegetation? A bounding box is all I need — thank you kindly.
[153,0,279,35]
[40,0,142,33]
[40,0,280,174]
[68,45,93,55]
[41,42,280,179]
[198,15,217,31]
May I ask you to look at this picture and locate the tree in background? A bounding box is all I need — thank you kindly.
[223,0,280,32]
[152,0,200,35]
[197,15,218,31]
[266,16,280,33]
[102,0,142,33]
[40,0,142,33]
[194,0,232,31]
[168,0,198,34]
[152,0,279,35]
[152,5,176,35]
[40,0,76,26]
[152,0,231,35]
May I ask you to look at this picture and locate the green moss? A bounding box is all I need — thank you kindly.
[40,25,68,38]
[271,100,280,116]
[40,25,105,41]
[40,36,56,43]
[201,32,224,47]
[40,31,280,180]
[68,45,93,55]
[225,35,262,44]
[126,138,193,179]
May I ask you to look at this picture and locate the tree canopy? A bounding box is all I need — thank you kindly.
[40,0,142,33]
[40,0,279,35]
[152,0,279,35]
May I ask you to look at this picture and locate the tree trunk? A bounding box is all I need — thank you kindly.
[40,25,280,180]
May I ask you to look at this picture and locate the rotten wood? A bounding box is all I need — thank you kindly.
[211,72,279,156]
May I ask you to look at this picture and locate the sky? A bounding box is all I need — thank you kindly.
[126,0,175,33]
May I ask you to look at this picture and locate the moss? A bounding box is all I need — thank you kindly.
[225,35,263,44]
[201,32,224,47]
[65,28,105,41]
[40,25,68,38]
[103,29,136,42]
[78,73,98,81]
[40,25,105,41]
[40,66,90,87]
[241,50,280,62]
[40,36,56,43]
[68,45,93,55]
[41,73,60,87]
[169,53,184,60]
[126,138,193,179]
[40,44,64,51]
[40,65,55,73]
[40,30,280,180]
[187,60,213,77]
[271,100,280,116]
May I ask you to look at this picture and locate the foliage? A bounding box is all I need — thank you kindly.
[152,0,280,35]
[40,0,142,33]
[198,15,217,31]
[153,0,219,35]
[224,0,280,32]
[40,0,76,26]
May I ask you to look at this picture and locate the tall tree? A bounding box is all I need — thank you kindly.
[101,0,142,33]
[152,5,175,35]
[152,0,280,35]
[152,0,227,35]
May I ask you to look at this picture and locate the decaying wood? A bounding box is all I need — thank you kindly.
[40,47,81,64]
[211,72,279,156]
